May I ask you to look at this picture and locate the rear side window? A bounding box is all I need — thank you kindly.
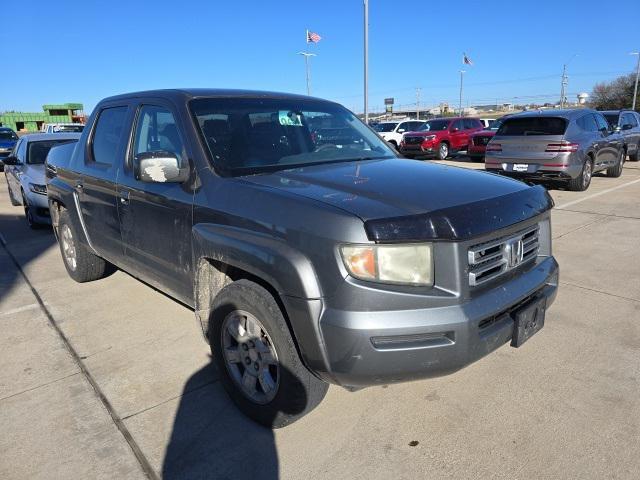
[91,106,127,165]
[593,114,609,132]
[576,114,598,132]
[463,119,480,129]
[497,117,567,136]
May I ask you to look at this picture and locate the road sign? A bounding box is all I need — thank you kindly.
[384,98,394,105]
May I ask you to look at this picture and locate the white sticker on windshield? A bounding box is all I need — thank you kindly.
[279,111,303,126]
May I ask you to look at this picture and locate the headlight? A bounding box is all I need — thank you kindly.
[422,135,436,142]
[340,243,433,286]
[29,183,47,195]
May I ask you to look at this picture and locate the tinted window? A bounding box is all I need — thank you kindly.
[0,130,18,140]
[91,106,127,165]
[577,114,598,132]
[623,113,638,128]
[451,120,464,130]
[594,114,609,132]
[418,120,450,131]
[373,123,398,132]
[191,97,395,175]
[497,117,568,136]
[27,140,77,165]
[406,121,423,131]
[463,119,479,129]
[133,106,185,164]
[604,114,619,127]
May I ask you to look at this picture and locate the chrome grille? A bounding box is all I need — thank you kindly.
[404,136,423,145]
[473,135,491,146]
[468,224,539,287]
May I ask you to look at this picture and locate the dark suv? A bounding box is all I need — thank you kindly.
[601,110,640,161]
[400,117,484,159]
[46,89,558,427]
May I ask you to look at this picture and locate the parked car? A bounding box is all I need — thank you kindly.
[0,127,19,171]
[400,117,484,159]
[372,119,424,149]
[478,118,499,129]
[485,109,624,191]
[3,133,80,227]
[600,110,640,161]
[42,123,85,133]
[467,118,506,162]
[46,89,558,427]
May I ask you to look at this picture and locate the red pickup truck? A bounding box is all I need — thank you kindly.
[400,117,484,159]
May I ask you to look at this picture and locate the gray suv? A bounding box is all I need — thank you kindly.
[46,89,559,427]
[485,109,625,191]
[601,110,640,162]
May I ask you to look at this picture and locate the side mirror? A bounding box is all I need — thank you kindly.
[397,128,405,133]
[133,151,188,183]
[622,124,633,131]
[2,155,18,165]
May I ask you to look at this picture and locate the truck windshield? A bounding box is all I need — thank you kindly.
[190,98,396,175]
[418,120,450,131]
[497,117,568,136]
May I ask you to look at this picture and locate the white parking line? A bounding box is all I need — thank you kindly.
[556,178,640,210]
[0,303,42,316]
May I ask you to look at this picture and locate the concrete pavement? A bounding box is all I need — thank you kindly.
[0,161,638,479]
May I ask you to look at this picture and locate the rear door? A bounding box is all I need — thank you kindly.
[621,112,640,156]
[593,113,619,166]
[116,101,194,302]
[79,104,130,261]
[449,119,466,149]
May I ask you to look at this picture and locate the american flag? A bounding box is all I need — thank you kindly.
[307,30,322,43]
[463,53,473,65]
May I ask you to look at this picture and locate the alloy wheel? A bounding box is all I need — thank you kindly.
[60,224,77,271]
[583,161,592,189]
[221,310,280,405]
[439,143,448,159]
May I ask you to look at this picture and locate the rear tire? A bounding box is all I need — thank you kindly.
[210,279,328,428]
[57,210,110,282]
[606,150,624,178]
[629,145,639,161]
[436,142,449,160]
[567,157,593,191]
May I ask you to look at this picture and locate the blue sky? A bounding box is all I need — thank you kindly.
[2,0,639,114]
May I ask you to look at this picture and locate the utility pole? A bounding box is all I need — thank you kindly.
[297,52,316,96]
[560,64,568,108]
[364,0,369,123]
[631,52,640,110]
[459,70,465,116]
[415,87,421,120]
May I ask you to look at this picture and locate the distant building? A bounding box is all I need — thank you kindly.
[0,103,85,132]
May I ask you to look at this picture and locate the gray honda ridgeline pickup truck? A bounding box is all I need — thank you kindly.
[46,89,558,427]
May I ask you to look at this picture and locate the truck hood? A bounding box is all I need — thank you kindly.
[242,159,553,241]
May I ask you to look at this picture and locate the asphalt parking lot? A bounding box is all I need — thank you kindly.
[1,159,639,480]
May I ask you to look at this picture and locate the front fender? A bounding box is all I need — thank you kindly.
[192,223,322,299]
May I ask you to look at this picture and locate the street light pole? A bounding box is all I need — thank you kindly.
[297,52,316,96]
[459,70,465,116]
[631,52,640,110]
[416,87,421,120]
[364,0,369,123]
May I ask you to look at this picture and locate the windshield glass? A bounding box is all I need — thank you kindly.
[497,117,568,136]
[55,125,84,133]
[604,114,619,127]
[190,98,396,175]
[372,122,398,132]
[0,130,18,141]
[27,140,76,164]
[418,120,450,131]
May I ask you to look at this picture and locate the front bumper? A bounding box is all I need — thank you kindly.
[316,256,558,388]
[25,190,51,224]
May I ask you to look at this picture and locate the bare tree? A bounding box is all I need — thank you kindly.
[589,73,637,110]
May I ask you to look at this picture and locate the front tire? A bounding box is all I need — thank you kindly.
[606,150,624,178]
[436,142,449,160]
[22,192,42,229]
[567,157,593,191]
[210,279,328,428]
[57,210,111,282]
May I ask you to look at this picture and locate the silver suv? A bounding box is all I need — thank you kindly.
[485,109,625,191]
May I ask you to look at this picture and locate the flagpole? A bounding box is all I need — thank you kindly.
[364,0,369,123]
[459,70,465,116]
[298,52,316,95]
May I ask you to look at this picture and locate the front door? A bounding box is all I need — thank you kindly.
[116,103,194,302]
[449,119,466,149]
[78,105,129,261]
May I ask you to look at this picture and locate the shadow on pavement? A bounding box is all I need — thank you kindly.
[162,357,306,480]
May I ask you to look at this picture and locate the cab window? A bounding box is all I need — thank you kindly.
[91,106,128,166]
[133,106,185,165]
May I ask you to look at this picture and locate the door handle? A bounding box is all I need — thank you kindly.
[119,190,130,205]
